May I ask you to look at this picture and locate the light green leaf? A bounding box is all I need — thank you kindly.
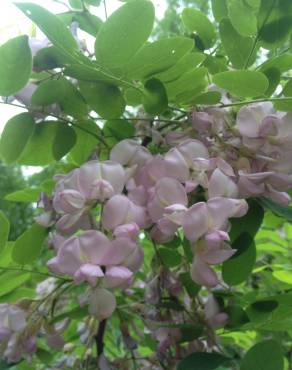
[53,124,77,160]
[273,270,292,285]
[79,81,125,119]
[257,197,292,221]
[263,67,281,96]
[12,223,47,265]
[142,78,168,115]
[0,271,30,297]
[259,53,292,73]
[16,3,78,54]
[69,120,100,165]
[182,8,216,49]
[213,70,268,97]
[158,247,182,268]
[31,79,65,106]
[0,287,35,303]
[219,19,256,68]
[191,91,221,105]
[4,187,41,202]
[154,52,206,83]
[227,0,258,37]
[222,233,256,285]
[0,35,32,96]
[211,0,228,22]
[240,340,284,370]
[126,37,194,80]
[274,79,292,111]
[177,352,229,370]
[0,113,35,164]
[0,212,10,252]
[73,13,103,36]
[95,0,154,69]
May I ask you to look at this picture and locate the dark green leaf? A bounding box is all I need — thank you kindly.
[33,46,66,71]
[192,91,221,105]
[59,79,88,118]
[251,300,279,312]
[213,70,268,97]
[142,78,168,115]
[274,79,292,111]
[179,272,201,296]
[0,212,10,252]
[229,200,264,242]
[0,113,35,164]
[219,19,256,68]
[182,8,216,49]
[240,340,284,370]
[222,233,256,285]
[36,348,54,365]
[126,37,194,80]
[79,81,125,119]
[53,124,77,160]
[257,197,292,221]
[225,305,249,328]
[95,0,154,69]
[263,67,281,96]
[4,187,41,202]
[0,35,32,96]
[12,223,47,265]
[177,352,229,370]
[158,247,182,268]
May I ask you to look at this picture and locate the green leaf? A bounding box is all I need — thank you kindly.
[12,223,47,265]
[73,13,103,36]
[4,187,41,202]
[240,340,284,370]
[16,3,78,54]
[58,79,88,118]
[0,113,35,164]
[222,233,256,285]
[142,78,168,115]
[273,270,292,285]
[154,52,206,83]
[104,119,135,141]
[225,305,249,328]
[0,271,30,297]
[274,79,292,111]
[33,46,66,71]
[31,79,65,106]
[229,200,264,242]
[259,54,292,73]
[69,120,100,165]
[219,19,256,69]
[179,272,201,296]
[0,212,10,252]
[251,300,279,312]
[182,8,216,49]
[18,121,59,166]
[158,247,182,268]
[69,0,83,9]
[211,0,228,22]
[192,91,221,105]
[257,197,292,221]
[53,124,77,160]
[213,70,268,97]
[36,348,54,365]
[0,287,35,303]
[51,306,88,324]
[177,352,229,370]
[0,35,32,96]
[95,0,154,69]
[126,37,194,80]
[79,81,125,119]
[227,0,258,37]
[263,67,281,96]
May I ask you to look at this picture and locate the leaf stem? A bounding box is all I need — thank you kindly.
[219,96,292,108]
[0,266,71,281]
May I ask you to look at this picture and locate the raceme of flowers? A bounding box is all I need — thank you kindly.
[2,96,292,363]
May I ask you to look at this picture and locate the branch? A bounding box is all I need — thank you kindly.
[95,319,107,359]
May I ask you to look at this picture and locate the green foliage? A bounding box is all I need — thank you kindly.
[142,78,168,115]
[0,36,32,96]
[240,340,284,370]
[12,223,47,265]
[177,352,230,370]
[0,212,9,252]
[94,0,155,69]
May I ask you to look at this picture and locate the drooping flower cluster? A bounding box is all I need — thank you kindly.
[38,102,292,320]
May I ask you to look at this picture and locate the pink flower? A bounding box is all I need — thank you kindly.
[110,139,152,167]
[88,288,116,320]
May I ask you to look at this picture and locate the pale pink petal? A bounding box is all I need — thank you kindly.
[191,258,219,287]
[102,237,137,265]
[200,242,235,265]
[88,288,116,320]
[110,139,152,167]
[208,168,238,198]
[177,139,209,161]
[182,202,209,242]
[105,266,133,288]
[164,148,189,181]
[74,264,104,286]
